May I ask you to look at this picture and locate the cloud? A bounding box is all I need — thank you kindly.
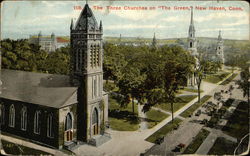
[105,24,172,30]
[195,11,248,23]
[220,19,249,26]
[162,16,189,22]
[105,9,162,21]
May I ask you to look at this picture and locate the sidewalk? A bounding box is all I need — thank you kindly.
[195,99,240,155]
[0,134,67,156]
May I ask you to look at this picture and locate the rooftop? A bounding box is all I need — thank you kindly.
[0,69,78,108]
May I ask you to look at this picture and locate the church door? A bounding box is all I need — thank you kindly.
[65,113,73,141]
[92,108,99,135]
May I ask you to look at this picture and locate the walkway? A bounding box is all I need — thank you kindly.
[138,103,148,130]
[195,99,241,155]
[0,134,67,156]
[145,72,243,156]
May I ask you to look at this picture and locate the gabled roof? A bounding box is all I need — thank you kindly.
[74,4,99,30]
[0,69,78,108]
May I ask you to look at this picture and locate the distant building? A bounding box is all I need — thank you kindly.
[205,31,225,65]
[29,32,69,52]
[29,32,57,52]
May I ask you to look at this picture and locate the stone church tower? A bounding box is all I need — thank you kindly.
[216,30,224,69]
[70,4,109,145]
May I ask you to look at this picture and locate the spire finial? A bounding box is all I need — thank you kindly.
[99,20,102,31]
[86,0,88,4]
[70,18,74,30]
[191,6,193,25]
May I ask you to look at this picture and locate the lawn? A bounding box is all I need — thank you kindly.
[208,137,237,155]
[220,73,238,85]
[182,129,210,154]
[145,109,169,129]
[180,95,212,118]
[1,140,52,155]
[145,118,182,143]
[204,72,230,84]
[222,101,249,139]
[108,95,139,131]
[155,95,197,113]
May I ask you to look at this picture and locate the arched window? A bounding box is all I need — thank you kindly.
[190,42,193,48]
[47,114,53,138]
[34,111,41,134]
[92,108,98,135]
[21,106,27,130]
[65,113,73,141]
[90,45,93,67]
[9,105,15,127]
[0,104,5,125]
[65,113,73,131]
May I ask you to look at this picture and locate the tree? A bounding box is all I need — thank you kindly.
[117,65,146,114]
[161,46,194,124]
[237,65,250,105]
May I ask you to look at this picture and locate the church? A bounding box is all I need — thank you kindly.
[186,7,225,86]
[0,4,110,149]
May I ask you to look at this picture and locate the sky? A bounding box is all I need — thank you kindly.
[1,0,249,40]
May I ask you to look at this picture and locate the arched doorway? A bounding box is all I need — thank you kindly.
[92,108,99,135]
[65,113,73,141]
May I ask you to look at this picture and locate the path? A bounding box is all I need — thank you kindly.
[195,99,242,155]
[0,134,67,156]
[145,72,243,156]
[138,103,148,130]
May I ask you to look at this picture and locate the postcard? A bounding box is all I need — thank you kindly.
[0,0,249,156]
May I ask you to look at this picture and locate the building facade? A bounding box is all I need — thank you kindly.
[29,32,57,52]
[0,4,110,149]
[205,31,225,69]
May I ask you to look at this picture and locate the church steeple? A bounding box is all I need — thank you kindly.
[189,7,195,38]
[216,30,224,65]
[187,6,198,56]
[218,30,222,41]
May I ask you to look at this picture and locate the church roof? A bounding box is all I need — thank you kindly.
[0,69,78,108]
[74,4,99,30]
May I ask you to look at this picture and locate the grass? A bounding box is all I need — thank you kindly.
[145,118,182,143]
[220,73,238,85]
[222,101,249,139]
[109,117,139,131]
[204,72,230,84]
[182,129,210,154]
[108,95,139,131]
[180,95,212,118]
[1,139,52,155]
[208,137,237,155]
[145,109,169,129]
[155,95,197,113]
